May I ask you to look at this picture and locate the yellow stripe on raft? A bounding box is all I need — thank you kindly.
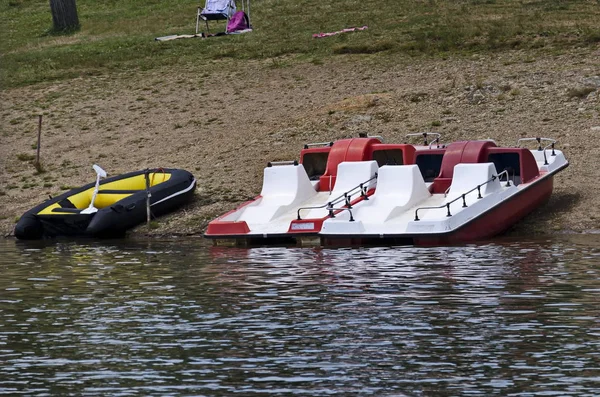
[37,172,172,215]
[94,193,134,208]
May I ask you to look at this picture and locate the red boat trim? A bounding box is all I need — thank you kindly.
[287,187,376,234]
[287,219,325,234]
[204,195,260,236]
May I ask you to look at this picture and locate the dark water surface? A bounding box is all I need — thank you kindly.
[1,236,599,396]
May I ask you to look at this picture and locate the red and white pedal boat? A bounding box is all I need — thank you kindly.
[204,134,568,246]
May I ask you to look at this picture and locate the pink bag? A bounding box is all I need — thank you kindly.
[227,11,250,32]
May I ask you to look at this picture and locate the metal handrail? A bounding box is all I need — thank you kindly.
[267,160,298,167]
[517,137,556,150]
[327,207,356,222]
[358,133,384,142]
[297,173,378,220]
[414,170,511,221]
[498,166,515,185]
[406,132,442,147]
[517,137,557,165]
[429,137,441,149]
[304,141,334,149]
[368,135,385,143]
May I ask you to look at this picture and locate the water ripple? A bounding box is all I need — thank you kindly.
[0,236,599,396]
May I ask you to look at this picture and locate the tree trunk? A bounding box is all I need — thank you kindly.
[49,0,79,32]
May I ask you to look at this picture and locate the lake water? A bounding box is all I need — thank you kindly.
[1,236,599,396]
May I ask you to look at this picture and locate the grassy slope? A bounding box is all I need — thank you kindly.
[2,0,600,88]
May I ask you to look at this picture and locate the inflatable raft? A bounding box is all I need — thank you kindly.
[15,166,196,239]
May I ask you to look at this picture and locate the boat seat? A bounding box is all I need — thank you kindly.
[239,164,317,224]
[51,207,82,214]
[350,165,431,223]
[330,160,378,197]
[58,198,76,208]
[445,163,501,204]
[301,160,379,220]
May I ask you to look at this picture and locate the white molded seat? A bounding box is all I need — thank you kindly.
[348,165,430,223]
[445,163,501,204]
[239,164,317,224]
[301,161,378,219]
[330,160,378,197]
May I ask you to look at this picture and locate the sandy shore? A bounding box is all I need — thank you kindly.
[2,49,599,239]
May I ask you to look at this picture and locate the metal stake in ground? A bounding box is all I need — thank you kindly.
[35,115,42,168]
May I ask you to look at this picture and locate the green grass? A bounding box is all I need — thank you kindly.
[2,0,600,88]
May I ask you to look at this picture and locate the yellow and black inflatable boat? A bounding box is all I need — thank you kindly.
[15,167,196,239]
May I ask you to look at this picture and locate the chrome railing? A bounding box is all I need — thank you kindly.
[325,207,357,222]
[414,170,511,221]
[406,132,442,148]
[297,173,378,220]
[267,160,298,167]
[364,134,385,143]
[304,141,334,149]
[517,137,557,165]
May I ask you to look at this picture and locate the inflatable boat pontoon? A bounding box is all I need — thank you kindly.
[15,166,196,239]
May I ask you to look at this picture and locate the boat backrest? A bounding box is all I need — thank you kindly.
[348,165,430,223]
[259,163,316,205]
[330,160,378,197]
[238,164,317,224]
[375,165,430,201]
[446,163,501,202]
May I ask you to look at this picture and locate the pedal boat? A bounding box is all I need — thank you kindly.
[204,135,568,246]
[15,167,196,240]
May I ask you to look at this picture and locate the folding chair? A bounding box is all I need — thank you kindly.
[196,0,236,34]
[196,0,252,35]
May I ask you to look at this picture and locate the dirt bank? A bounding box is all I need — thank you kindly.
[1,48,599,239]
